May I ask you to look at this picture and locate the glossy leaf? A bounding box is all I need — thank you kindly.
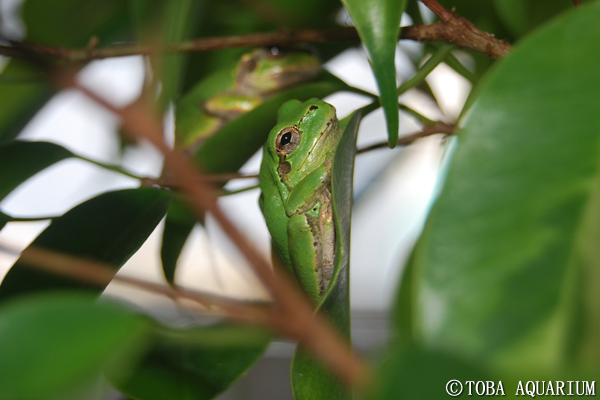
[398,3,600,373]
[0,292,150,400]
[0,188,170,300]
[341,0,405,147]
[111,324,270,400]
[291,111,362,400]
[0,141,75,201]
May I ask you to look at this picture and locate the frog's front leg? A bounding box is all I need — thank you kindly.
[287,213,321,303]
[285,163,330,216]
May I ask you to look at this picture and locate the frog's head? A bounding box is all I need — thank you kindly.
[236,47,320,96]
[266,98,340,186]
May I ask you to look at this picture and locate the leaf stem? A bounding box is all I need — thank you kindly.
[73,155,143,179]
[398,104,436,126]
[397,44,453,96]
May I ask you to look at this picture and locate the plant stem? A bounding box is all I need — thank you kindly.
[397,44,453,96]
[398,104,436,126]
[74,155,143,179]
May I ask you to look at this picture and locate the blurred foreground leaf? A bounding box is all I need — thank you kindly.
[111,324,271,400]
[0,292,150,400]
[398,3,600,374]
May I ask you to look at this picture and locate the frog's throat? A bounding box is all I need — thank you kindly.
[296,117,335,173]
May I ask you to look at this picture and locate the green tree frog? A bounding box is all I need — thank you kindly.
[177,47,320,150]
[259,98,342,303]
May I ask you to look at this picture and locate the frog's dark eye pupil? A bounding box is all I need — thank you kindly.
[276,126,301,154]
[281,132,292,145]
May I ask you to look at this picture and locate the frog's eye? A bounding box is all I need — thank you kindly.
[276,126,301,154]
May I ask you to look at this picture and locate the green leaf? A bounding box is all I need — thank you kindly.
[0,62,54,144]
[111,324,270,400]
[341,0,406,147]
[0,188,170,300]
[291,111,362,400]
[493,0,587,39]
[0,292,150,400]
[0,210,9,231]
[22,0,130,47]
[398,3,600,373]
[372,345,489,400]
[0,141,75,201]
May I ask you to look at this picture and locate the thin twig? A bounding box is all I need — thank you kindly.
[418,0,511,58]
[0,243,271,324]
[573,0,582,6]
[54,70,372,390]
[357,121,455,154]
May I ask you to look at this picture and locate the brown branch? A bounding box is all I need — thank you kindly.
[357,121,455,154]
[2,243,271,324]
[572,0,582,6]
[1,20,511,63]
[53,70,372,390]
[418,0,511,58]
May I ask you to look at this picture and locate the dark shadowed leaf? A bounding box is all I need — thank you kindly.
[0,62,54,144]
[0,211,9,231]
[0,141,75,201]
[0,188,170,300]
[290,111,362,400]
[160,196,196,284]
[22,0,130,47]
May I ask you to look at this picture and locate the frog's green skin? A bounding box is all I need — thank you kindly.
[259,98,341,303]
[177,47,320,151]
